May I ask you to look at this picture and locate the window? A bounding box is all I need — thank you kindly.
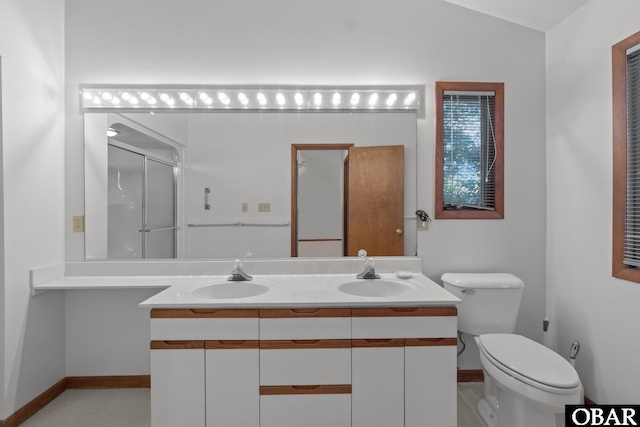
[613,31,640,282]
[435,82,504,219]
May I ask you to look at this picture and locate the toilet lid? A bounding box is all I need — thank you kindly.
[478,334,580,389]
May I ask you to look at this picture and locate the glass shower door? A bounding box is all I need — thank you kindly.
[144,158,177,258]
[108,145,177,259]
[108,145,144,259]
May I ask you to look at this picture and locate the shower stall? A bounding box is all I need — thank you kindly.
[108,144,177,259]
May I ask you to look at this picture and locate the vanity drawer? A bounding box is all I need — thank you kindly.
[151,309,259,340]
[260,342,351,386]
[260,392,351,427]
[351,307,457,339]
[259,308,351,340]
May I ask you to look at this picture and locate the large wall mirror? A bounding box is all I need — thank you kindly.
[84,111,417,260]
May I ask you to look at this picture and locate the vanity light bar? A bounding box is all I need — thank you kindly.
[80,86,421,112]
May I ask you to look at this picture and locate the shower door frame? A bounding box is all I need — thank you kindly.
[108,141,179,259]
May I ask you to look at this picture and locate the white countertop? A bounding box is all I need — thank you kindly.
[138,273,460,309]
[29,257,460,308]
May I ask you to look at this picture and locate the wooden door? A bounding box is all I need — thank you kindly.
[345,145,404,256]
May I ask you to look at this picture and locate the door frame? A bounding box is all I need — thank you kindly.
[290,143,354,257]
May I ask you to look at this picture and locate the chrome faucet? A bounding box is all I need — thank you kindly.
[357,255,380,280]
[228,259,252,281]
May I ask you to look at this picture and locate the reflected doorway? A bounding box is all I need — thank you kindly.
[291,144,404,257]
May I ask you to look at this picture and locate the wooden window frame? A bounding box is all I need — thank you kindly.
[612,31,640,283]
[434,81,504,219]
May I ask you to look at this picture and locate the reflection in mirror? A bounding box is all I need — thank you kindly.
[293,145,351,257]
[85,112,417,260]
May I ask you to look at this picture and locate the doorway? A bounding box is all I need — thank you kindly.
[291,144,404,257]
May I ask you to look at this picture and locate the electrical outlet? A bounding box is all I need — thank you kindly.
[258,203,271,212]
[73,215,84,233]
[242,203,248,212]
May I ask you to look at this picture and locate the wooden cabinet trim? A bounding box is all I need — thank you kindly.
[259,308,351,318]
[260,339,351,349]
[260,385,352,395]
[352,307,457,317]
[405,338,457,347]
[352,338,405,348]
[151,308,259,318]
[150,340,205,350]
[205,340,260,349]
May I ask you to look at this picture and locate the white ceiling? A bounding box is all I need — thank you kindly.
[442,0,591,32]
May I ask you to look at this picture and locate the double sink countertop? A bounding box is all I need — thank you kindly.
[29,257,460,309]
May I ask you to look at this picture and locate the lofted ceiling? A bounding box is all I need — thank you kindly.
[442,0,591,32]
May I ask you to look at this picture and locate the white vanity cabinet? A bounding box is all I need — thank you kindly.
[150,309,260,427]
[259,308,352,427]
[352,307,458,427]
[148,306,457,427]
[150,340,206,427]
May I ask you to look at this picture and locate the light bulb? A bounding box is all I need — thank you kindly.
[179,92,194,105]
[404,92,416,106]
[350,93,360,106]
[386,93,397,107]
[313,92,322,107]
[101,92,113,101]
[294,92,304,107]
[199,92,213,105]
[217,92,230,105]
[368,93,379,107]
[121,92,132,101]
[238,93,249,106]
[332,92,341,107]
[82,91,94,101]
[257,93,267,106]
[276,93,286,106]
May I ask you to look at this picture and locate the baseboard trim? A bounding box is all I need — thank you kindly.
[1,375,150,427]
[66,375,150,389]
[2,378,67,427]
[458,369,484,382]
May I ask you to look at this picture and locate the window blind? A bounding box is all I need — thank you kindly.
[442,94,496,210]
[624,48,640,267]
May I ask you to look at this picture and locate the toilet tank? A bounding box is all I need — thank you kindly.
[441,273,524,336]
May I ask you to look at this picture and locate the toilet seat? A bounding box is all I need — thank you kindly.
[477,334,580,392]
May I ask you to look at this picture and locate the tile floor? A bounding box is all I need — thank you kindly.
[19,384,488,427]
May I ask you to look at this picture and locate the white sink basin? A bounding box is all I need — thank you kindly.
[337,279,416,297]
[190,281,271,299]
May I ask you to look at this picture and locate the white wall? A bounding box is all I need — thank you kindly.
[547,0,640,404]
[65,0,546,372]
[0,0,66,419]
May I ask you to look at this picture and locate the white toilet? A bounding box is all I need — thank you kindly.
[442,273,583,427]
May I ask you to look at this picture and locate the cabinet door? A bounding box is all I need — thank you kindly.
[405,342,458,427]
[206,342,259,427]
[260,393,351,427]
[352,343,405,427]
[150,343,205,427]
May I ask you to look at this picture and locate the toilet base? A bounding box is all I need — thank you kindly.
[477,398,497,427]
[477,372,566,427]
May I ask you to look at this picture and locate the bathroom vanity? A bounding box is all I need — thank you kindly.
[30,257,459,427]
[139,266,460,427]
